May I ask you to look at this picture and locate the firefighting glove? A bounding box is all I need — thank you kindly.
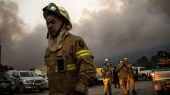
[72,91,85,95]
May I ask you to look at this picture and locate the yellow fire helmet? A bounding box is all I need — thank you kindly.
[43,3,72,30]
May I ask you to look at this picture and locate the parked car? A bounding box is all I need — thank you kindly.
[152,67,170,95]
[95,74,103,85]
[34,70,48,89]
[0,70,16,95]
[39,74,48,89]
[95,68,103,85]
[132,66,151,80]
[7,70,46,93]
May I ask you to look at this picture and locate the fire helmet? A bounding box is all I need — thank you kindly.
[43,3,72,30]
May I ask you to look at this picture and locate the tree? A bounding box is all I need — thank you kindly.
[133,56,151,69]
[150,56,158,69]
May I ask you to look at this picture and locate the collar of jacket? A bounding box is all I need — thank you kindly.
[48,29,69,52]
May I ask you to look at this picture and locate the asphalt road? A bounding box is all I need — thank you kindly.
[89,81,157,95]
[9,81,157,95]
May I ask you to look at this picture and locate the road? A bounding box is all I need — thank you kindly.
[89,81,156,95]
[12,81,157,95]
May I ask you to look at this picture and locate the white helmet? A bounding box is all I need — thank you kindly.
[104,58,111,66]
[105,58,109,63]
[123,58,128,62]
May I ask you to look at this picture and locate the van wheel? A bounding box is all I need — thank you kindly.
[142,75,147,81]
[157,90,164,95]
[39,89,44,92]
[9,91,14,95]
[19,84,25,94]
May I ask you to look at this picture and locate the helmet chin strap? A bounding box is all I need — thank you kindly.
[47,21,65,39]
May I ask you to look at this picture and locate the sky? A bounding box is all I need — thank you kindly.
[16,0,102,26]
[0,0,170,69]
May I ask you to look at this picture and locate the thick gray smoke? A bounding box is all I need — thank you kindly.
[1,0,170,69]
[72,0,170,67]
[0,1,47,69]
[0,0,25,69]
[0,1,24,45]
[149,0,170,16]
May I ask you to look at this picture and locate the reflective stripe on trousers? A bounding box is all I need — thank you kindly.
[103,78,112,94]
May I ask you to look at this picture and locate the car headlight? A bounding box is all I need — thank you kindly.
[22,80,33,84]
[11,81,15,85]
[22,79,26,83]
[26,80,33,83]
[42,79,45,82]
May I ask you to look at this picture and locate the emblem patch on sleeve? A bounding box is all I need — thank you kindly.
[79,40,85,48]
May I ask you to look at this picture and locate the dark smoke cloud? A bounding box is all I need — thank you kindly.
[1,0,170,69]
[0,1,24,44]
[6,25,47,69]
[148,0,170,17]
[0,1,47,69]
[72,0,170,67]
[0,0,25,69]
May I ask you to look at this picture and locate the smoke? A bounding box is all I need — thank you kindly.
[148,0,170,16]
[0,1,24,44]
[72,0,170,66]
[6,25,48,69]
[1,0,170,69]
[0,0,25,69]
[0,0,47,69]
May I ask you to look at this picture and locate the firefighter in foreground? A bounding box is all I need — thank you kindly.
[101,58,113,95]
[43,3,96,95]
[116,58,129,95]
[127,64,137,95]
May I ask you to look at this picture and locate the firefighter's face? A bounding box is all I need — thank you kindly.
[106,62,110,66]
[124,61,128,64]
[46,15,63,37]
[120,60,124,64]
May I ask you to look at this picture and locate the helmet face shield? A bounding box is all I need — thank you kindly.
[123,58,128,62]
[105,59,109,62]
[43,3,60,19]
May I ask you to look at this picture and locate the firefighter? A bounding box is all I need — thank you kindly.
[113,66,120,88]
[101,58,113,95]
[116,58,129,95]
[43,3,96,95]
[127,64,137,95]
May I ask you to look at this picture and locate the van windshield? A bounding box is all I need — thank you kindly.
[20,72,37,77]
[140,67,146,71]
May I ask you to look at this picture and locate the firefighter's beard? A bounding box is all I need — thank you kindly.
[48,26,61,38]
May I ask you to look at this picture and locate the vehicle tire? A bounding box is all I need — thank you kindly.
[142,75,147,81]
[149,76,152,80]
[135,76,138,81]
[157,90,164,95]
[19,84,25,94]
[89,79,95,87]
[9,91,15,95]
[39,89,44,92]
